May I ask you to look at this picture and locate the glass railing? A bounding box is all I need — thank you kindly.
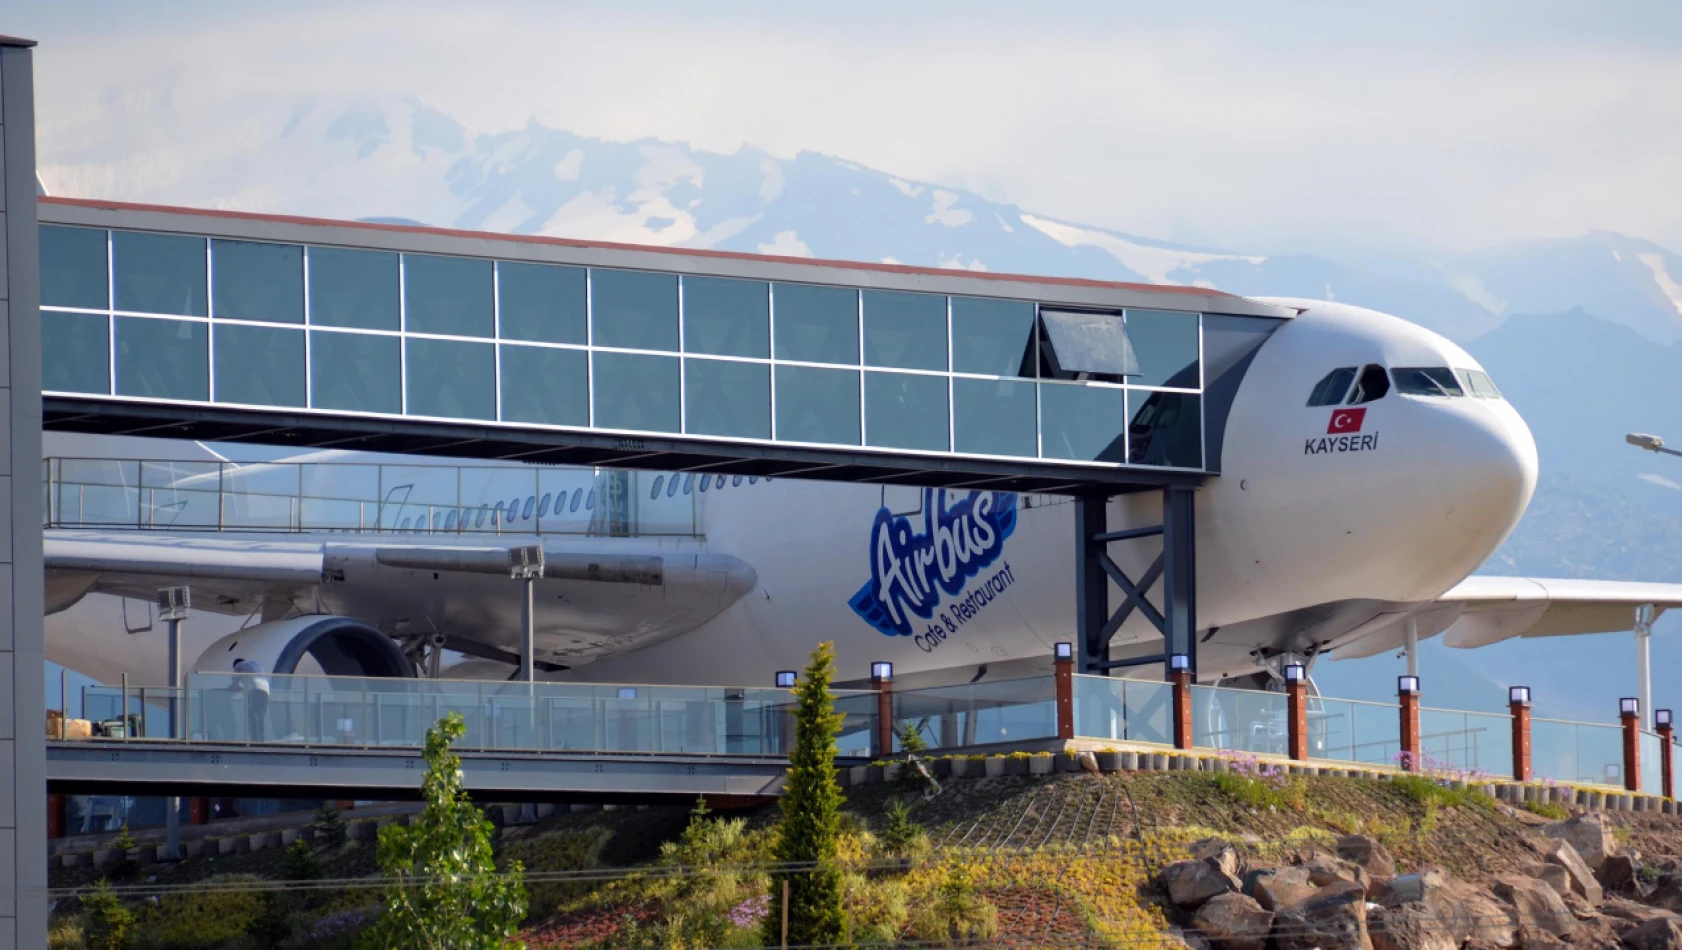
[888,676,1057,752]
[1189,684,1290,756]
[1531,718,1627,788]
[43,458,700,537]
[1641,730,1666,796]
[1314,696,1403,767]
[1418,707,1510,778]
[1072,675,1174,746]
[64,673,878,758]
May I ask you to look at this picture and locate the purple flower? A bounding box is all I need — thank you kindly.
[727,895,769,928]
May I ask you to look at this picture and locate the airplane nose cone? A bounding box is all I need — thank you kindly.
[1435,400,1538,551]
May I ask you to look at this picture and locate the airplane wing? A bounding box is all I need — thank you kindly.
[1326,576,1682,659]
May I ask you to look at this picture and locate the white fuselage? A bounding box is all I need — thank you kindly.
[45,300,1539,689]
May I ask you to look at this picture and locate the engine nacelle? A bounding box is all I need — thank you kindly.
[192,615,413,678]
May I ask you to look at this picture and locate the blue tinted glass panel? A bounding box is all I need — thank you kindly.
[115,317,208,400]
[406,338,495,420]
[593,352,680,432]
[500,345,588,427]
[863,290,946,371]
[865,372,949,451]
[951,297,1035,376]
[685,358,770,439]
[498,262,586,344]
[113,232,206,316]
[404,254,493,338]
[592,270,678,351]
[1127,309,1200,388]
[953,377,1036,457]
[308,247,400,330]
[211,240,303,324]
[773,283,858,364]
[1039,382,1127,462]
[41,226,108,310]
[43,311,110,393]
[683,277,769,358]
[310,331,400,414]
[775,365,860,445]
[213,324,305,407]
[1128,389,1202,468]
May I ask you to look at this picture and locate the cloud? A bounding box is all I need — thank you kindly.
[15,2,1682,251]
[757,230,812,257]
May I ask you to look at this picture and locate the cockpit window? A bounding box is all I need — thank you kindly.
[1347,364,1390,405]
[1391,367,1465,397]
[1307,367,1357,407]
[1460,368,1502,399]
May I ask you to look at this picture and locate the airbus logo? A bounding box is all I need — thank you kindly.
[848,489,1017,640]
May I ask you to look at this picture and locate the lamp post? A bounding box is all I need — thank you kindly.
[1627,433,1682,458]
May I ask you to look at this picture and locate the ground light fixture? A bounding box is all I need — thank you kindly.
[617,687,638,700]
[1659,709,1674,727]
[1398,675,1420,695]
[1055,642,1074,661]
[1169,653,1190,672]
[1284,663,1305,683]
[1509,686,1531,705]
[871,662,893,682]
[1621,697,1640,716]
[775,671,797,688]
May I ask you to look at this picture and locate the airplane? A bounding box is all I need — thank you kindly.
[40,297,1682,698]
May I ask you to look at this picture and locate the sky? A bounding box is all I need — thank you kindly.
[9,0,1682,256]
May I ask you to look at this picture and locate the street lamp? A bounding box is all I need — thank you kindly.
[1627,433,1682,457]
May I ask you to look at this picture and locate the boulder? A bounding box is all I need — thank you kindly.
[1531,863,1572,897]
[1493,875,1575,937]
[1163,859,1242,910]
[1190,838,1245,879]
[1298,849,1371,889]
[1646,875,1682,915]
[1164,927,1212,950]
[1516,925,1569,950]
[1368,904,1458,950]
[1620,918,1682,950]
[1600,854,1648,899]
[1249,866,1319,913]
[1272,881,1373,950]
[1544,814,1616,870]
[1338,834,1398,881]
[1599,899,1681,932]
[1077,750,1100,773]
[1374,868,1516,947]
[1531,837,1604,903]
[1190,892,1274,950]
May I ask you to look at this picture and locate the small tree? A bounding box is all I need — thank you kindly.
[313,804,346,847]
[81,878,133,950]
[764,641,847,948]
[361,713,527,949]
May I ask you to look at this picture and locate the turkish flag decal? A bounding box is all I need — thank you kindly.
[1327,408,1367,434]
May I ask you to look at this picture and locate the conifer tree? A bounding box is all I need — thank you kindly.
[764,641,847,947]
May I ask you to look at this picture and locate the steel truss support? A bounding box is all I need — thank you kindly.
[1074,486,1198,680]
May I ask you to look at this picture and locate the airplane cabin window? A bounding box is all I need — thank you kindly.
[1347,364,1390,405]
[1461,368,1502,399]
[1307,367,1357,407]
[1391,367,1464,397]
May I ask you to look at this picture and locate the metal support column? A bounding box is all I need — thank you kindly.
[157,586,189,861]
[1405,618,1419,678]
[1637,604,1656,729]
[1162,486,1197,679]
[520,577,536,683]
[1074,495,1110,676]
[1073,486,1198,681]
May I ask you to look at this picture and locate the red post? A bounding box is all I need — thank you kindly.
[1658,715,1675,800]
[1286,670,1308,761]
[872,665,894,758]
[1172,669,1194,751]
[189,798,209,825]
[1510,689,1532,782]
[1398,676,1421,771]
[1622,700,1642,792]
[1054,646,1075,741]
[48,794,66,840]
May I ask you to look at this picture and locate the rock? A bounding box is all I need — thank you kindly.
[1545,814,1616,870]
[1164,859,1242,909]
[1531,863,1572,897]
[1530,837,1605,903]
[1368,904,1457,950]
[1517,925,1569,950]
[1646,875,1682,915]
[1272,881,1373,950]
[1190,838,1245,879]
[1298,849,1371,889]
[1250,866,1319,912]
[1165,927,1212,950]
[1565,918,1624,950]
[1600,854,1647,899]
[1374,868,1516,947]
[1077,750,1100,773]
[1338,834,1398,881]
[1620,918,1682,950]
[1493,875,1575,937]
[1600,899,1681,932]
[1190,892,1274,950]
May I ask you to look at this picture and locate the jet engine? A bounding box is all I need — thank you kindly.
[192,615,413,678]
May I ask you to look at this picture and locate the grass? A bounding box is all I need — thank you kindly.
[1523,800,1570,821]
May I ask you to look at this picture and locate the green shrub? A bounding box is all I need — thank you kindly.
[907,866,998,946]
[81,879,132,950]
[1391,774,1492,810]
[1523,799,1570,821]
[764,642,847,949]
[283,837,323,881]
[133,874,264,949]
[1213,770,1303,810]
[312,805,346,847]
[48,916,86,950]
[107,825,141,881]
[497,826,612,919]
[875,799,929,861]
[897,722,929,755]
[847,873,910,947]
